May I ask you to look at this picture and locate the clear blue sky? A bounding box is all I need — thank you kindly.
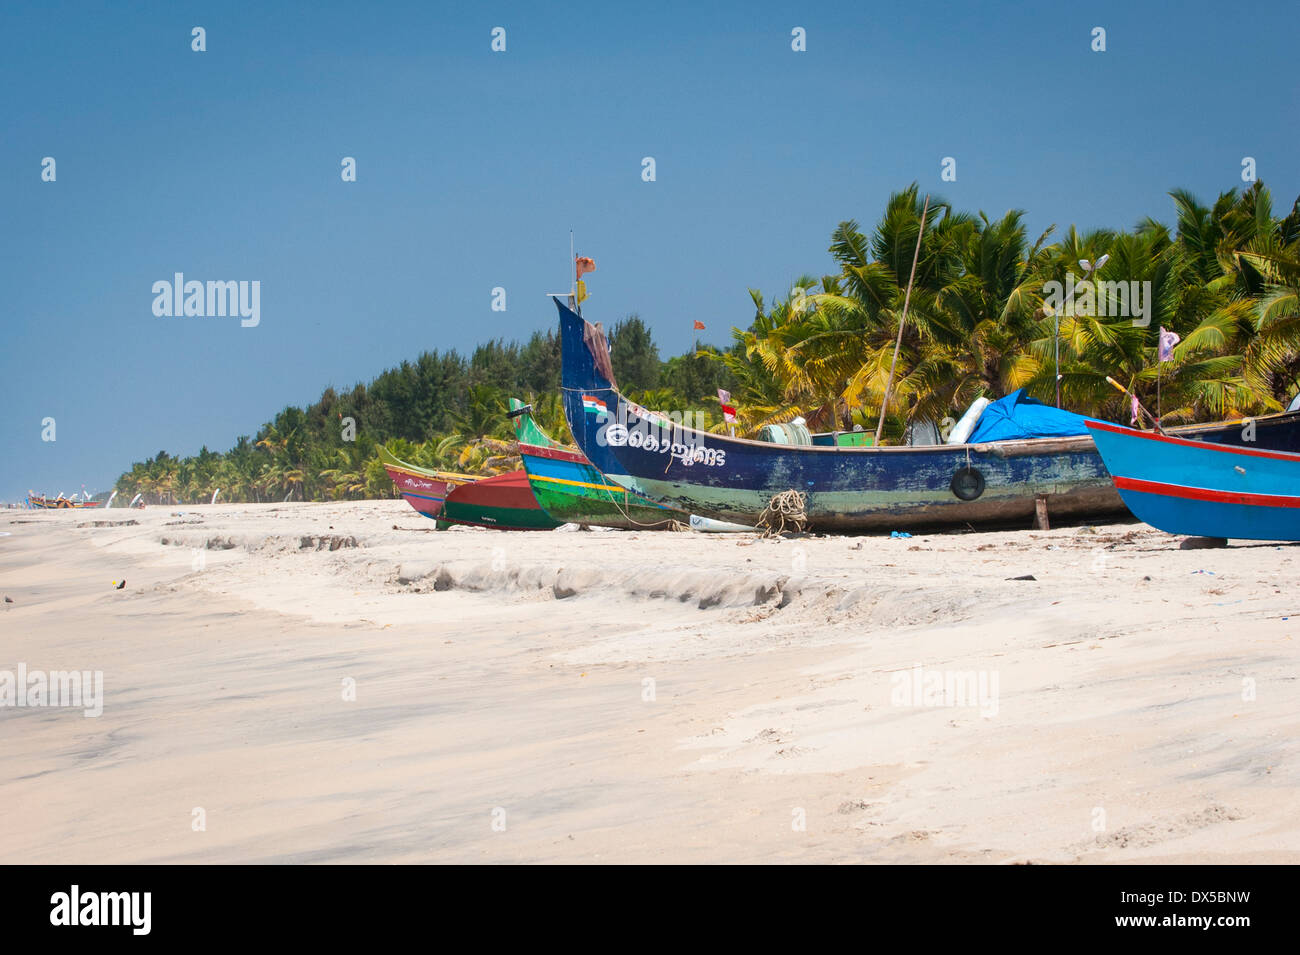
[3,0,1297,502]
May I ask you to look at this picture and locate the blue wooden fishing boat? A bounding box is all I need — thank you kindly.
[556,297,1129,532]
[1086,421,1300,540]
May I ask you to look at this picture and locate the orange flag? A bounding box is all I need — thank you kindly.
[575,256,596,281]
[692,320,705,330]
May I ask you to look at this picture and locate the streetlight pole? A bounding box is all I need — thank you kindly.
[1052,252,1109,408]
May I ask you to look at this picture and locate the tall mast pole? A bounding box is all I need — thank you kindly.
[876,194,930,445]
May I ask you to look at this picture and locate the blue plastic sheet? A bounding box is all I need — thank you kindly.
[967,389,1098,442]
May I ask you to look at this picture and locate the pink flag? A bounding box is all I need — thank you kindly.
[1158,327,1180,362]
[717,389,731,404]
[1131,395,1140,424]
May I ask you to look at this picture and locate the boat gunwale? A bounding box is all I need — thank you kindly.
[584,396,1100,457]
[377,447,478,483]
[1088,420,1300,463]
[517,442,588,464]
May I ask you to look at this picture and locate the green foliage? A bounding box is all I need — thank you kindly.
[113,318,705,503]
[714,181,1300,438]
[609,315,660,391]
[116,182,1300,503]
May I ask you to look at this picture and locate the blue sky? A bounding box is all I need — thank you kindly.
[3,0,1297,501]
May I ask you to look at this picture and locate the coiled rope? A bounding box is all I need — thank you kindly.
[757,489,808,537]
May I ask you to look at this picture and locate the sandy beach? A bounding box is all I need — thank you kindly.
[2,501,1297,864]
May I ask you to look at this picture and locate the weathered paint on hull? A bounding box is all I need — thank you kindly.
[556,296,1126,532]
[608,441,1125,532]
[519,443,685,529]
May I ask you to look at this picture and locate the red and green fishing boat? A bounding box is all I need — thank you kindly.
[509,398,686,530]
[439,468,562,531]
[378,447,477,521]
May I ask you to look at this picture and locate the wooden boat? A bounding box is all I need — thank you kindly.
[378,447,477,521]
[27,493,101,509]
[1086,421,1300,540]
[509,399,686,529]
[439,469,562,531]
[555,296,1128,532]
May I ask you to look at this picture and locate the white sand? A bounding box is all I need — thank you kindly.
[1,500,1296,863]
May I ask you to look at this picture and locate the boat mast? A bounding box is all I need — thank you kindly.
[876,194,930,445]
[570,229,578,315]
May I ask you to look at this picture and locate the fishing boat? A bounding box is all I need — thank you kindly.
[439,469,562,531]
[378,447,477,521]
[509,398,687,529]
[1086,421,1300,540]
[27,493,102,509]
[556,297,1130,532]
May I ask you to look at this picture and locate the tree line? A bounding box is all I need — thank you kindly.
[115,321,733,504]
[116,181,1300,503]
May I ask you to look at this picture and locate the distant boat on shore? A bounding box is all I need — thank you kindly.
[27,493,102,510]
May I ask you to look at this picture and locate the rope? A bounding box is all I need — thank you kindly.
[756,489,808,537]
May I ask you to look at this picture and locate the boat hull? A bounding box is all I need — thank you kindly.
[555,297,1125,532]
[1087,421,1300,540]
[378,448,475,520]
[440,469,562,531]
[27,496,102,509]
[518,443,685,529]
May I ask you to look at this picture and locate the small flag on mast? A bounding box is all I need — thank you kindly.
[717,389,736,424]
[574,256,595,306]
[1158,327,1180,362]
[692,320,705,330]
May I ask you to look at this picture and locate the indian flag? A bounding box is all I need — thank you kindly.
[582,395,607,415]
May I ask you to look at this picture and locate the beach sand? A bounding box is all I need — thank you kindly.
[2,500,1296,863]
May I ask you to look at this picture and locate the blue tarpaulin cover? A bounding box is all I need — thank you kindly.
[967,389,1098,442]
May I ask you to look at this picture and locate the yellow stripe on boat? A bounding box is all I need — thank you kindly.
[532,474,627,494]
